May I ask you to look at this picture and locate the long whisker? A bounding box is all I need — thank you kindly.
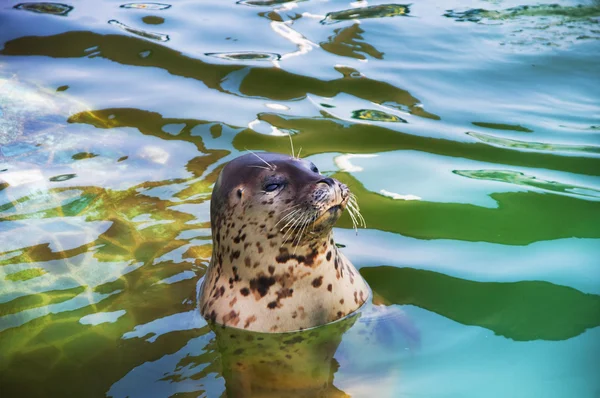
[346,205,359,234]
[288,132,295,159]
[297,147,302,159]
[349,195,366,226]
[247,165,271,170]
[275,209,302,231]
[276,208,302,228]
[245,148,274,170]
[293,215,311,254]
[281,214,304,243]
[347,197,366,228]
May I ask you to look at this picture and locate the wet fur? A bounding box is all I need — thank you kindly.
[199,152,369,333]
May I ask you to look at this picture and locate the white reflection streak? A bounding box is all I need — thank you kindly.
[334,154,377,172]
[270,21,317,63]
[380,189,422,201]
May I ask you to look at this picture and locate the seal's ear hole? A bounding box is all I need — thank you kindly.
[237,189,243,199]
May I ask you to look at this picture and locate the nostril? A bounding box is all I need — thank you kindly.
[318,178,335,187]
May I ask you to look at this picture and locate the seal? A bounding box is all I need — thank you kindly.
[199,151,369,332]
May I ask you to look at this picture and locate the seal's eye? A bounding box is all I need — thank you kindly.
[310,164,319,173]
[264,183,280,192]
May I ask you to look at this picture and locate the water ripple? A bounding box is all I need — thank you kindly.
[322,4,410,24]
[119,3,171,10]
[108,20,170,42]
[467,131,600,157]
[14,2,73,16]
[453,169,600,200]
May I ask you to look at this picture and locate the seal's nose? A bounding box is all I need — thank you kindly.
[317,177,336,187]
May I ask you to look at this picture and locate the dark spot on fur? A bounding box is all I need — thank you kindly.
[340,298,344,304]
[312,276,323,288]
[326,251,332,261]
[276,248,290,263]
[244,315,257,329]
[268,265,275,275]
[229,250,240,262]
[209,310,217,323]
[267,233,276,239]
[267,301,278,309]
[250,276,276,297]
[327,284,332,292]
[240,287,250,296]
[223,310,240,326]
[245,257,251,267]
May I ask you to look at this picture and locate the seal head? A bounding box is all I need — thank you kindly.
[199,152,369,332]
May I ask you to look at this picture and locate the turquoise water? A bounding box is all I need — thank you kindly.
[0,0,599,397]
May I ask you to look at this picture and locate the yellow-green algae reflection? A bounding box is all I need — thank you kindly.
[1,0,600,397]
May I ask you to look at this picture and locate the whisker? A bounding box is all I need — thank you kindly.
[275,209,302,231]
[293,215,311,254]
[276,208,302,227]
[245,148,274,170]
[288,131,295,159]
[347,200,366,228]
[248,165,271,170]
[346,206,359,234]
[281,214,304,242]
[297,147,302,159]
[349,195,366,227]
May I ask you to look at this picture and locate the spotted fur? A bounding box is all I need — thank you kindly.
[199,152,369,333]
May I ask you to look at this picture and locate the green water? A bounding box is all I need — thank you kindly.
[1,0,599,396]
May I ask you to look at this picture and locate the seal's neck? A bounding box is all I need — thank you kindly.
[211,230,341,280]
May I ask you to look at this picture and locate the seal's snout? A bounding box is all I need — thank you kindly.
[317,177,336,187]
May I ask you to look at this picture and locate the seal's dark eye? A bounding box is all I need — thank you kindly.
[264,183,280,192]
[310,164,319,173]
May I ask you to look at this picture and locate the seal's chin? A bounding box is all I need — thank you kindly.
[312,201,345,229]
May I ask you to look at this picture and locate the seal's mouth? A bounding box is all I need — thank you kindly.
[327,204,342,213]
[312,199,346,228]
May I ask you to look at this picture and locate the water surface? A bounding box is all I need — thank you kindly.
[1,0,599,397]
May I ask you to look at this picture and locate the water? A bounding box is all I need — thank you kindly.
[0,0,599,396]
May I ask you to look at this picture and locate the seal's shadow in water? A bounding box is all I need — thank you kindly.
[211,315,358,398]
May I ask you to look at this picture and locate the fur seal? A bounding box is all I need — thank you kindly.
[199,152,369,332]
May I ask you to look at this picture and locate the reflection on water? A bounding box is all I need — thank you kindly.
[445,3,600,48]
[14,2,73,16]
[119,3,172,10]
[108,20,170,42]
[467,131,600,156]
[212,316,356,398]
[205,51,282,61]
[322,4,410,24]
[1,0,599,396]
